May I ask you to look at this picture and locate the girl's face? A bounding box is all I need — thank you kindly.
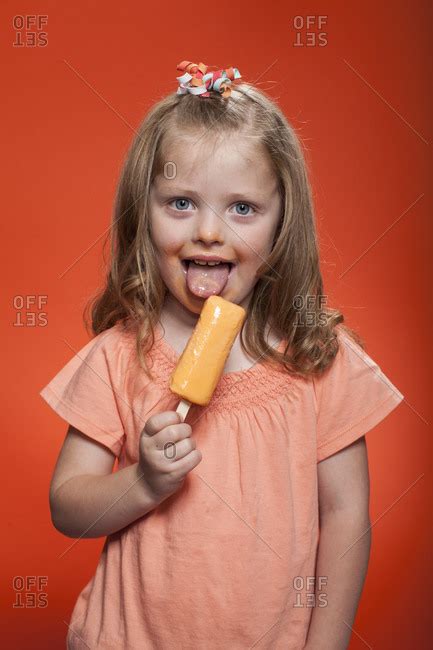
[149,130,282,317]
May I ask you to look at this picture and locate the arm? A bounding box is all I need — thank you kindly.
[304,436,371,650]
[49,425,163,539]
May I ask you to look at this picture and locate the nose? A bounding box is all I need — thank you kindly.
[192,205,225,245]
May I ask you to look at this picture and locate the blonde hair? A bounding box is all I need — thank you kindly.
[84,82,364,380]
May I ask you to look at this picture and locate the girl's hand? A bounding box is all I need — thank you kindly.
[139,411,202,502]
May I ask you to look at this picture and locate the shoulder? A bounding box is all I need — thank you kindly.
[64,322,138,386]
[311,326,386,415]
[313,326,370,384]
[93,321,136,356]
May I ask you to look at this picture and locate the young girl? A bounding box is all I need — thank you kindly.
[40,60,404,649]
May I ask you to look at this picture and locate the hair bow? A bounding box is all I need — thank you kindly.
[176,60,242,98]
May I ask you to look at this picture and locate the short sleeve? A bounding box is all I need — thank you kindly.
[313,330,404,463]
[39,328,126,457]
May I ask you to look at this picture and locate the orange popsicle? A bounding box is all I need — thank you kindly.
[169,296,246,420]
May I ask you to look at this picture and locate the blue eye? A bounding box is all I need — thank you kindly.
[168,198,255,216]
[234,202,254,216]
[171,198,191,211]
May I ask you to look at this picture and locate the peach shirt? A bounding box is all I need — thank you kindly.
[40,322,404,649]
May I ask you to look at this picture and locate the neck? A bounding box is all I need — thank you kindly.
[159,291,281,353]
[160,290,254,332]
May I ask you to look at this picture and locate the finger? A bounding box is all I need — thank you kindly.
[143,411,182,437]
[153,424,192,449]
[160,437,196,462]
[169,448,202,474]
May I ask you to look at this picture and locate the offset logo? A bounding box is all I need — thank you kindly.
[13,295,48,327]
[164,162,177,180]
[292,16,328,47]
[12,576,48,608]
[293,575,328,607]
[293,294,328,327]
[12,15,48,47]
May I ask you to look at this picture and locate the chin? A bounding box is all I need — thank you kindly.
[184,296,204,312]
[166,289,205,315]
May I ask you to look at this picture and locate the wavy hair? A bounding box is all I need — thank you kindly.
[84,82,364,380]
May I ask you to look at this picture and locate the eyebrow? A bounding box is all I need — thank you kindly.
[156,186,269,203]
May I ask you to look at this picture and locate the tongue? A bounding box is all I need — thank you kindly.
[186,262,230,298]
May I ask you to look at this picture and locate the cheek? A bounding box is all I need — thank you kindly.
[238,227,276,265]
[150,214,184,255]
[156,241,182,258]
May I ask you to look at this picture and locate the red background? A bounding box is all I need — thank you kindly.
[1,0,432,647]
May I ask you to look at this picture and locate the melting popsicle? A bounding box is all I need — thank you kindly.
[169,296,246,420]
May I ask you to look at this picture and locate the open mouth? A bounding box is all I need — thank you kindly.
[181,260,235,274]
[181,259,236,298]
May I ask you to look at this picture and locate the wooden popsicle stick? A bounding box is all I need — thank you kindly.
[176,398,192,422]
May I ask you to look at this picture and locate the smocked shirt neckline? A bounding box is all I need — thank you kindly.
[132,321,297,413]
